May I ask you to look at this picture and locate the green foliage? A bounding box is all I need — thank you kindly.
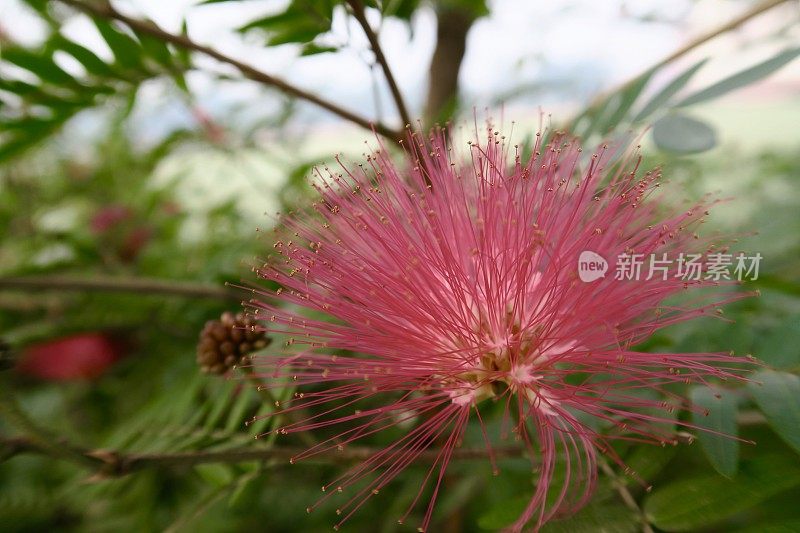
[632,59,707,123]
[652,113,717,154]
[676,47,800,107]
[748,371,800,454]
[479,496,639,532]
[644,454,800,531]
[0,1,799,532]
[568,47,799,154]
[585,70,656,138]
[0,11,189,161]
[689,386,739,477]
[237,0,338,47]
[477,493,529,530]
[542,503,639,533]
[755,317,800,369]
[228,0,425,54]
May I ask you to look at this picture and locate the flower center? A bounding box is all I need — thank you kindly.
[447,344,553,409]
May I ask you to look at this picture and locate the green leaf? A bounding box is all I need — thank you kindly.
[541,502,639,533]
[0,78,42,96]
[738,519,800,533]
[755,275,800,298]
[227,470,261,509]
[594,70,654,134]
[194,464,235,488]
[237,0,333,45]
[436,0,488,17]
[748,370,800,453]
[49,35,116,77]
[300,43,338,56]
[267,24,328,46]
[238,9,305,32]
[0,116,67,161]
[644,454,800,531]
[379,0,423,19]
[478,496,639,532]
[137,31,174,69]
[690,386,739,477]
[755,318,800,369]
[224,384,256,434]
[176,18,192,67]
[622,441,678,485]
[94,19,143,70]
[652,113,717,154]
[1,48,76,85]
[203,380,236,431]
[135,30,189,91]
[477,494,529,530]
[632,58,707,122]
[676,47,800,107]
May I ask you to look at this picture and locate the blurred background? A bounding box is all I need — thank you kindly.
[0,0,799,531]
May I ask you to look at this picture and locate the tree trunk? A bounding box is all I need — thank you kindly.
[424,6,476,127]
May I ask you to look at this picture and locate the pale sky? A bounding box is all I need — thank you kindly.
[3,0,797,128]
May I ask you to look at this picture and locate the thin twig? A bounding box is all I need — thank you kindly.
[56,0,404,142]
[599,459,655,533]
[1,435,525,476]
[650,0,791,72]
[0,388,97,468]
[347,0,412,127]
[577,0,792,119]
[0,275,239,300]
[1,408,771,476]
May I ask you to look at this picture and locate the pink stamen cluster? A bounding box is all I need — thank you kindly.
[247,125,751,531]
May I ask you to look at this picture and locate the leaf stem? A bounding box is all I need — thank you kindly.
[0,275,239,301]
[572,0,791,125]
[0,435,526,476]
[0,387,97,468]
[56,0,404,142]
[347,0,412,128]
[599,458,655,533]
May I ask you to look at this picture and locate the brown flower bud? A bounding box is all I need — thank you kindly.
[196,312,271,375]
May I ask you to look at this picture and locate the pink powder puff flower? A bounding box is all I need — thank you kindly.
[246,125,753,532]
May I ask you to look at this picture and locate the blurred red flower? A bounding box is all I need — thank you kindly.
[90,204,134,234]
[89,204,152,262]
[17,333,126,381]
